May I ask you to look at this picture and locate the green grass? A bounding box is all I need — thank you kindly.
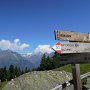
[80,64,90,74]
[0,81,7,90]
[54,64,90,74]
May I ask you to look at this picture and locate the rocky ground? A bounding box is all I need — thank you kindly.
[3,70,72,90]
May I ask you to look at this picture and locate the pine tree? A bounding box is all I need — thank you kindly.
[9,65,15,80]
[3,66,7,81]
[21,70,24,75]
[0,68,4,81]
[14,66,21,77]
[38,53,63,71]
[25,67,28,73]
[39,54,47,70]
[46,56,51,70]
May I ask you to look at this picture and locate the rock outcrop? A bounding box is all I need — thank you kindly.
[3,70,72,90]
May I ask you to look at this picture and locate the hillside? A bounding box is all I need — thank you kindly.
[2,64,90,90]
[3,70,72,90]
[54,64,90,74]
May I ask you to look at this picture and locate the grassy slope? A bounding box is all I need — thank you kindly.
[0,81,7,90]
[54,64,90,74]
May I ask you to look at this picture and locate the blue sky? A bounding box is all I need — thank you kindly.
[0,0,90,54]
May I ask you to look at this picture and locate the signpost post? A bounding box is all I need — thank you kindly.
[53,30,90,90]
[72,64,82,90]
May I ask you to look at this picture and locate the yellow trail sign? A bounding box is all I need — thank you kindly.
[54,30,90,42]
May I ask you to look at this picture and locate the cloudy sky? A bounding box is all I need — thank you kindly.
[0,0,90,54]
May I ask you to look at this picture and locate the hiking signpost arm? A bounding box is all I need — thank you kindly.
[54,30,90,42]
[52,42,90,54]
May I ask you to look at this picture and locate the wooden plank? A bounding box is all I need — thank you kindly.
[54,30,90,42]
[52,42,90,54]
[56,53,90,64]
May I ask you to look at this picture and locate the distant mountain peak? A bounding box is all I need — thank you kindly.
[0,49,34,69]
[4,49,13,53]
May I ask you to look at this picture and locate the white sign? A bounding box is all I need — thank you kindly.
[52,42,90,54]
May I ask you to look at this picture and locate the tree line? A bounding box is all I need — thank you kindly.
[36,53,64,71]
[0,65,30,82]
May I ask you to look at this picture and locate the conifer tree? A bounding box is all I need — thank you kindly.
[9,65,15,80]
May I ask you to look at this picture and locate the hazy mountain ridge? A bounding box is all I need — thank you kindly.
[22,52,54,68]
[0,49,34,69]
[0,49,54,69]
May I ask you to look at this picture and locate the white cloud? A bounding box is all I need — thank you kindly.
[14,39,20,43]
[34,45,53,54]
[20,43,29,50]
[27,53,32,55]
[0,39,29,51]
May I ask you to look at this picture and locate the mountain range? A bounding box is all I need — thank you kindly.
[22,52,54,68]
[0,49,54,69]
[22,52,45,68]
[0,49,34,69]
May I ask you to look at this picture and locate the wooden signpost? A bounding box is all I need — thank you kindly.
[54,30,90,42]
[53,30,90,90]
